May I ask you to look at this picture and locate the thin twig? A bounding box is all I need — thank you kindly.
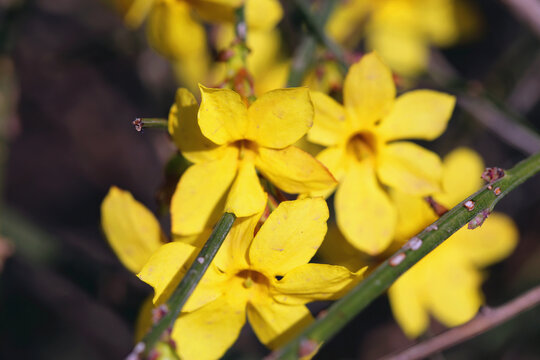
[269,152,540,360]
[379,284,540,360]
[429,51,540,155]
[507,51,540,113]
[502,0,540,39]
[286,1,336,87]
[292,0,348,74]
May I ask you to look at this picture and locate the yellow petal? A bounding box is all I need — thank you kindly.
[366,23,427,76]
[316,146,348,184]
[336,161,397,255]
[255,146,337,195]
[182,263,230,312]
[190,0,240,23]
[134,296,154,342]
[101,187,164,273]
[172,228,213,248]
[246,88,313,149]
[326,0,370,47]
[168,88,224,163]
[214,210,262,272]
[225,160,267,217]
[245,0,283,30]
[377,142,442,195]
[425,258,483,328]
[137,242,197,305]
[249,198,329,276]
[420,0,459,46]
[388,272,430,338]
[172,294,247,360]
[436,147,484,207]
[308,91,347,147]
[272,263,365,305]
[317,222,372,272]
[198,85,248,145]
[146,0,207,61]
[121,0,155,28]
[247,300,313,349]
[378,90,455,141]
[171,147,238,236]
[343,52,395,129]
[453,213,518,268]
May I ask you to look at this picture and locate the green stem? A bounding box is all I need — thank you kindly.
[136,212,236,358]
[292,0,348,74]
[271,152,540,359]
[286,1,337,87]
[132,118,168,132]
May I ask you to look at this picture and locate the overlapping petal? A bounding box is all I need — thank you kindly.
[272,263,364,305]
[137,242,197,305]
[168,88,224,163]
[172,293,247,360]
[343,53,395,128]
[198,86,249,145]
[225,159,267,217]
[214,208,263,272]
[171,147,238,235]
[308,91,347,146]
[249,198,329,276]
[377,142,442,195]
[255,146,336,194]
[378,90,455,141]
[246,88,313,149]
[336,161,397,255]
[101,187,164,273]
[247,300,313,349]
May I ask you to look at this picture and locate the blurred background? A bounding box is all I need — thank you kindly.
[1,0,540,359]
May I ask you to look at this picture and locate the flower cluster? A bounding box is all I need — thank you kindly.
[100,2,518,358]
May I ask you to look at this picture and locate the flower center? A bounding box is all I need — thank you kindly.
[236,269,270,290]
[346,131,377,161]
[233,139,257,161]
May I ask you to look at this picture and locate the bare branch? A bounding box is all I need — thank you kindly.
[379,284,540,360]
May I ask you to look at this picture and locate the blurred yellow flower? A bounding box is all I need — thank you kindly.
[139,198,364,360]
[308,52,455,254]
[327,0,477,76]
[389,148,518,337]
[110,0,283,89]
[168,87,336,236]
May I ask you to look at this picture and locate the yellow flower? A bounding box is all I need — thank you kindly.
[139,198,364,360]
[388,148,518,337]
[169,87,336,236]
[327,0,473,76]
[308,52,455,254]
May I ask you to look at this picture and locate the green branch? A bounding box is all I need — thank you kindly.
[286,0,337,87]
[292,0,348,75]
[133,212,236,358]
[270,152,540,359]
